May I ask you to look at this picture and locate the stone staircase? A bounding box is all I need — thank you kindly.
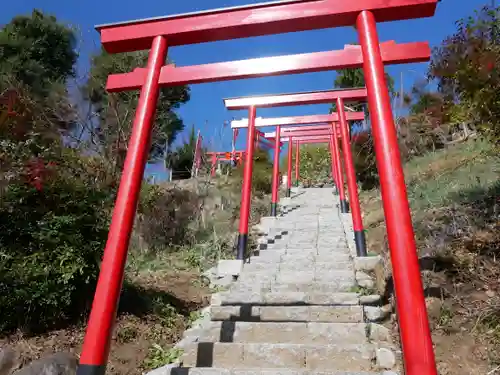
[149,188,398,375]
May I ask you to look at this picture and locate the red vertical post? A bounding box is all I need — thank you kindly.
[331,125,348,213]
[210,153,217,177]
[236,105,257,260]
[77,35,168,375]
[357,10,437,375]
[328,136,339,193]
[294,140,300,187]
[337,99,367,257]
[271,125,281,216]
[286,137,293,197]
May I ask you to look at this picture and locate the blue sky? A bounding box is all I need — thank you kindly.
[3,0,488,177]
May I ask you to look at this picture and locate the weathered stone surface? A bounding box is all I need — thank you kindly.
[305,344,375,371]
[218,259,244,277]
[359,295,382,305]
[369,324,393,343]
[13,353,77,375]
[358,279,375,289]
[355,271,372,281]
[376,348,397,369]
[364,306,390,322]
[0,346,17,375]
[146,363,181,375]
[354,256,383,271]
[270,281,355,294]
[200,322,370,345]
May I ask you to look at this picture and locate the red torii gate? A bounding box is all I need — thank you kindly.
[275,124,369,188]
[206,151,246,176]
[230,112,366,128]
[234,112,363,215]
[82,1,439,375]
[276,134,344,195]
[225,89,368,257]
[273,127,348,212]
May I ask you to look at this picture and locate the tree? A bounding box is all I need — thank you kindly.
[429,5,500,143]
[330,68,395,115]
[329,67,395,190]
[0,10,78,143]
[167,124,199,174]
[0,10,78,96]
[84,49,190,173]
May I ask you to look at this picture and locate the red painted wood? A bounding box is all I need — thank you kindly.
[225,87,367,109]
[106,42,430,91]
[97,0,437,53]
[231,112,365,128]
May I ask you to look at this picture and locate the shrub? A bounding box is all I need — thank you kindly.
[136,183,202,250]
[0,175,110,333]
[231,149,273,196]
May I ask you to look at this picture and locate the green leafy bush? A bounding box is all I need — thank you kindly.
[0,176,110,332]
[231,149,273,196]
[137,183,202,250]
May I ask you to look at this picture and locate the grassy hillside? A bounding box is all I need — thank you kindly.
[359,139,499,374]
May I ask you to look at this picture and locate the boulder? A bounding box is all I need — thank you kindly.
[13,353,77,375]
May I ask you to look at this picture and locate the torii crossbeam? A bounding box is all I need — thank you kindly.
[231,112,365,128]
[106,42,429,91]
[97,0,437,53]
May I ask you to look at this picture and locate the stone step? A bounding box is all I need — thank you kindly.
[219,291,360,306]
[228,281,356,295]
[253,253,352,263]
[242,262,354,273]
[238,270,354,284]
[198,322,369,344]
[181,342,375,371]
[210,305,364,323]
[270,281,355,293]
[160,368,394,375]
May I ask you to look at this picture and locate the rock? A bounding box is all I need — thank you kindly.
[354,256,382,271]
[211,292,222,306]
[381,304,393,315]
[359,294,381,305]
[13,353,77,375]
[370,324,392,343]
[364,306,390,322]
[0,346,17,375]
[217,259,243,277]
[376,348,397,369]
[486,290,496,298]
[146,362,180,375]
[358,278,375,289]
[356,271,372,280]
[425,297,443,322]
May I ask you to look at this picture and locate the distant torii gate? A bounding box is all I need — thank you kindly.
[206,151,246,176]
[81,1,440,375]
[276,134,345,196]
[232,110,365,216]
[266,125,359,221]
[226,89,368,257]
